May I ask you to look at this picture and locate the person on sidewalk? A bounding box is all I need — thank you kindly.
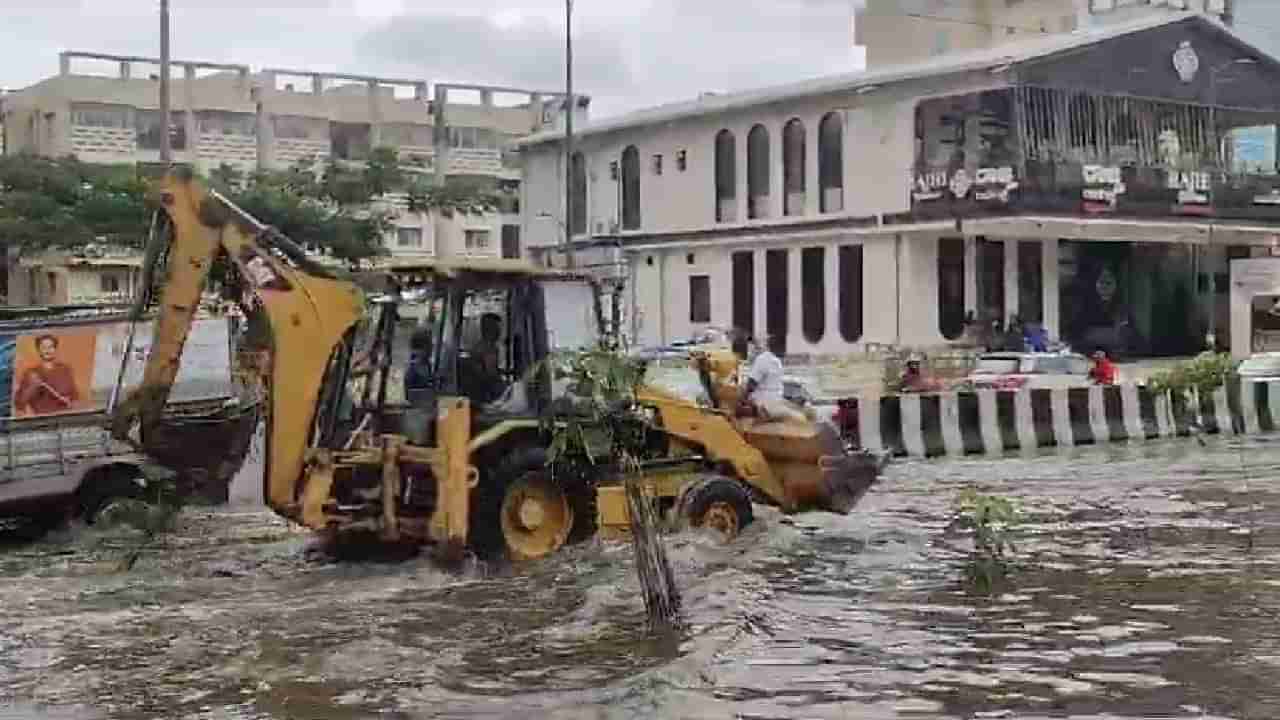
[1089,350,1118,386]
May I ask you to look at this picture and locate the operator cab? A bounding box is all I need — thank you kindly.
[337,260,605,448]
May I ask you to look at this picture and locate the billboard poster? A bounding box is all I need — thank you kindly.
[93,318,234,406]
[0,318,233,420]
[11,328,98,418]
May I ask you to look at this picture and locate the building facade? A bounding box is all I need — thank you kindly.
[520,14,1280,358]
[0,52,588,277]
[856,0,1232,68]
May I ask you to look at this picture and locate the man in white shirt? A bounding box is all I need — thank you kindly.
[744,335,804,422]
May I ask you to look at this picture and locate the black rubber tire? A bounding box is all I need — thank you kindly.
[472,445,591,560]
[77,468,148,525]
[678,474,754,537]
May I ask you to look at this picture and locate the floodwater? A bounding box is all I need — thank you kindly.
[4,435,1280,719]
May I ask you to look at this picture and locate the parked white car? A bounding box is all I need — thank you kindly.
[1237,352,1280,382]
[959,351,1095,390]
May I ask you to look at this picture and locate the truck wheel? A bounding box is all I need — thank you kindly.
[678,474,754,542]
[77,468,148,525]
[472,447,575,561]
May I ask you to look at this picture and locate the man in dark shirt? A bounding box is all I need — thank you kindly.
[16,334,81,416]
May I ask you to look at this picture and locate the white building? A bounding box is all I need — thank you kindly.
[519,13,1280,358]
[1,52,588,270]
[856,0,1232,68]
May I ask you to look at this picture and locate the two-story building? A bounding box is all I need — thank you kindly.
[519,13,1280,358]
[1,52,585,270]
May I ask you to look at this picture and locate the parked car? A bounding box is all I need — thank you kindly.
[958,351,1095,390]
[1237,352,1280,382]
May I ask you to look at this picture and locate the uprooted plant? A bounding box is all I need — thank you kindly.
[952,488,1019,594]
[540,346,683,628]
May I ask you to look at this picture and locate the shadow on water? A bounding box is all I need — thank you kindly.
[4,435,1280,718]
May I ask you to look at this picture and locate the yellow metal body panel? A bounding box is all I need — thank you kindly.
[112,170,366,522]
[636,383,792,510]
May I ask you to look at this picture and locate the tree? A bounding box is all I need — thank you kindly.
[0,154,150,254]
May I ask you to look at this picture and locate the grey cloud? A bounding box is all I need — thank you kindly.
[355,14,632,93]
[356,1,858,118]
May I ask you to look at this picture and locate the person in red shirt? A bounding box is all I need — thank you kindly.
[1089,350,1118,386]
[15,334,82,416]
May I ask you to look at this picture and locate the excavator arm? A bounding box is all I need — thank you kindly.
[110,168,367,516]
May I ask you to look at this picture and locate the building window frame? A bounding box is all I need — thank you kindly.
[621,145,641,230]
[783,118,806,216]
[689,274,711,324]
[715,129,736,223]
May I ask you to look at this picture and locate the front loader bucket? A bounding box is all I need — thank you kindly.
[815,447,891,514]
[762,420,890,515]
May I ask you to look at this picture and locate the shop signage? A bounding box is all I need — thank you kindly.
[912,166,1017,204]
[1169,170,1212,214]
[1082,165,1126,211]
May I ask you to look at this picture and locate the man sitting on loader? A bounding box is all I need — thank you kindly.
[741,335,806,423]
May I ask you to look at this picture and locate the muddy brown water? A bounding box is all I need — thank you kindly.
[3,435,1280,719]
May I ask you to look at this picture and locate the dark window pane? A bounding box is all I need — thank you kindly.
[689,275,711,323]
[839,245,863,342]
[801,247,825,343]
[938,237,966,340]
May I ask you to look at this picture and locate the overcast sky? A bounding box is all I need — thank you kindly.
[0,0,867,119]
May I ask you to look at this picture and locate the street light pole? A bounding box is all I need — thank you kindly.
[563,0,577,269]
[159,0,171,165]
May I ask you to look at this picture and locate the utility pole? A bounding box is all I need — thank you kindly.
[563,0,577,268]
[159,0,172,165]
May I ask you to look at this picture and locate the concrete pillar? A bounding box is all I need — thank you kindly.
[256,91,274,171]
[183,65,197,162]
[787,247,804,352]
[480,89,493,107]
[824,240,842,350]
[238,68,249,91]
[414,82,428,101]
[753,247,768,343]
[1004,238,1019,325]
[433,85,449,185]
[367,80,382,149]
[119,61,131,80]
[805,118,820,217]
[59,53,70,77]
[1042,238,1060,340]
[964,236,978,318]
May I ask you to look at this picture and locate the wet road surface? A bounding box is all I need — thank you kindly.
[3,435,1280,719]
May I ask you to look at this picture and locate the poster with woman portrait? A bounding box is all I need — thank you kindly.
[11,329,97,418]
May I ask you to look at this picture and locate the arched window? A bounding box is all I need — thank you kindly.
[783,118,806,216]
[714,129,736,223]
[818,112,843,213]
[621,145,640,230]
[570,151,587,236]
[938,237,966,340]
[747,124,770,219]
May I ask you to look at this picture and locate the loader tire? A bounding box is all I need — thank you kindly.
[471,447,581,561]
[678,474,754,541]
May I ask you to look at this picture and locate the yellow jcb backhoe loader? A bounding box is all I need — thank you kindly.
[110,169,887,561]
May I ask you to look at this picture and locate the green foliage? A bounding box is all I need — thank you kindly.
[543,347,651,466]
[406,175,499,218]
[1,149,501,265]
[1146,352,1236,398]
[953,488,1018,593]
[0,154,151,252]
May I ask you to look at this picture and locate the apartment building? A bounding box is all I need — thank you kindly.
[0,51,586,300]
[520,13,1280,359]
[856,0,1232,68]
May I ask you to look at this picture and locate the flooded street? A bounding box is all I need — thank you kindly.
[4,435,1280,719]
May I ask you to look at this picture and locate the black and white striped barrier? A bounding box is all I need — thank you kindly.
[845,379,1280,458]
